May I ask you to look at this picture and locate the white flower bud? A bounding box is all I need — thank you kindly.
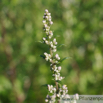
[48,19,51,22]
[55,76,57,80]
[48,54,51,57]
[53,46,56,49]
[58,66,61,71]
[44,24,48,28]
[55,42,57,45]
[74,93,79,100]
[46,28,49,32]
[55,54,59,58]
[42,20,46,24]
[51,43,54,48]
[53,49,56,52]
[55,54,60,60]
[62,85,67,89]
[55,70,59,73]
[43,37,46,41]
[44,52,47,56]
[45,99,48,102]
[49,35,52,39]
[59,76,63,80]
[47,13,51,16]
[57,94,60,97]
[45,40,49,44]
[55,61,58,63]
[45,16,48,19]
[50,21,53,25]
[58,73,60,76]
[45,9,48,13]
[53,38,56,42]
[48,16,51,19]
[49,31,53,37]
[53,88,56,92]
[53,38,57,45]
[50,59,52,62]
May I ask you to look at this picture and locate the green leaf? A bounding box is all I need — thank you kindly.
[35,41,43,43]
[60,57,71,63]
[40,55,45,59]
[57,44,66,48]
[41,84,48,87]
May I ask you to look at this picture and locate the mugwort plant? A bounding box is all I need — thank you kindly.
[41,9,78,103]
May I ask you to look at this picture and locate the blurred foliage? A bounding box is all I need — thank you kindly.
[0,0,103,103]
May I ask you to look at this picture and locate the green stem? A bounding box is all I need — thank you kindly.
[50,47,59,102]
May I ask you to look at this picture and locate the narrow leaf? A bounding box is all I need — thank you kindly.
[57,44,66,48]
[60,57,71,62]
[40,55,45,59]
[41,84,48,87]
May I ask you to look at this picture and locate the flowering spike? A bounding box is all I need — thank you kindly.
[41,9,78,103]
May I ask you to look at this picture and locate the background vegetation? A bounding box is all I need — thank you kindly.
[0,0,103,103]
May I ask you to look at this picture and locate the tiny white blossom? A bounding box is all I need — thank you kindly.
[46,28,49,32]
[43,20,46,24]
[49,31,53,36]
[45,16,48,20]
[55,61,58,63]
[45,9,48,13]
[47,13,51,16]
[49,35,52,39]
[50,21,53,25]
[53,88,56,92]
[45,99,48,102]
[53,46,56,49]
[53,38,56,42]
[74,94,79,100]
[50,43,54,48]
[57,94,60,97]
[55,70,59,73]
[52,49,56,52]
[48,16,51,19]
[62,85,67,90]
[50,59,53,62]
[45,40,49,44]
[48,19,51,22]
[44,52,47,55]
[48,85,53,93]
[55,54,60,60]
[52,65,57,71]
[59,76,64,81]
[53,38,57,45]
[58,66,61,71]
[43,37,46,41]
[44,24,48,28]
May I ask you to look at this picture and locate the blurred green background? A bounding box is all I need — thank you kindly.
[0,0,103,103]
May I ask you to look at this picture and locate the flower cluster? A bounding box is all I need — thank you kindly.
[42,9,78,103]
[43,9,64,83]
[43,9,57,53]
[45,85,69,102]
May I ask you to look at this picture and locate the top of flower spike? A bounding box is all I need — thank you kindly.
[45,9,49,13]
[43,9,53,25]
